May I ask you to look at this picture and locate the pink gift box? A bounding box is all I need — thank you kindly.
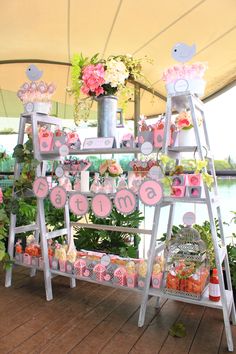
[31,256,39,267]
[171,186,186,198]
[39,131,53,152]
[59,260,66,272]
[66,132,79,145]
[152,272,163,288]
[23,253,32,265]
[93,263,106,282]
[138,131,153,146]
[39,257,44,269]
[66,261,74,274]
[114,267,127,286]
[187,174,201,186]
[51,257,59,270]
[138,276,146,288]
[126,273,138,288]
[171,175,186,186]
[153,128,172,148]
[15,252,23,263]
[74,259,86,277]
[187,186,202,198]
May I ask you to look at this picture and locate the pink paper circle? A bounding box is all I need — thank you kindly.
[138,179,163,206]
[69,192,88,216]
[114,189,137,215]
[33,177,49,198]
[91,194,112,218]
[50,186,67,209]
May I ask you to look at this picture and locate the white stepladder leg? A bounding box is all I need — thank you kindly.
[38,197,53,301]
[5,213,17,287]
[30,213,40,278]
[64,201,76,289]
[138,205,161,327]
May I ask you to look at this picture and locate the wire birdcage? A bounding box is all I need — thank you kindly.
[164,226,209,300]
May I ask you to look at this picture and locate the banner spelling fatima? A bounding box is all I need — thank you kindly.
[33,177,163,217]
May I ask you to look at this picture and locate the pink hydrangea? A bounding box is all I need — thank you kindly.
[81,64,105,96]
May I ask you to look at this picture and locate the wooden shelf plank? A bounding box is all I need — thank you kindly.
[70,222,152,235]
[45,228,68,240]
[14,224,39,234]
[149,287,233,312]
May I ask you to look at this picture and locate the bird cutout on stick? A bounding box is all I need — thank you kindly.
[171,43,196,63]
[26,64,43,81]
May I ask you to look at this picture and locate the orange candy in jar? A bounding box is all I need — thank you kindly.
[15,239,23,254]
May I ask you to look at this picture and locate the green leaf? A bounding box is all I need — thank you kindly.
[0,249,5,261]
[169,322,186,338]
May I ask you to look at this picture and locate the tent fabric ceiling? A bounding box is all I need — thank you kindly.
[0,0,236,120]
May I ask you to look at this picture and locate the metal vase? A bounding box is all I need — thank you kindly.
[97,95,118,138]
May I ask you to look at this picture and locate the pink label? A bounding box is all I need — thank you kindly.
[114,189,136,215]
[33,177,49,198]
[50,186,67,209]
[139,180,163,206]
[69,192,88,216]
[92,194,112,218]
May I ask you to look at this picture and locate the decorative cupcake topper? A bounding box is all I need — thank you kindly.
[17,65,56,115]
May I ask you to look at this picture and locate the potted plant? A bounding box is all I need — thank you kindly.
[225,212,236,301]
[74,208,144,258]
[68,53,151,127]
[226,241,236,301]
[0,190,10,267]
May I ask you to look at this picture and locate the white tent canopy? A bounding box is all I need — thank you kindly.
[0,0,236,119]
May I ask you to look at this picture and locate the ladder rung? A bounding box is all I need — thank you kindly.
[45,228,68,240]
[71,222,152,235]
[163,196,207,204]
[155,243,165,253]
[14,224,39,234]
[192,96,204,111]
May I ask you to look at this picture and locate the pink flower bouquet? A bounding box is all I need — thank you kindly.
[99,160,123,177]
[69,53,150,123]
[162,63,207,84]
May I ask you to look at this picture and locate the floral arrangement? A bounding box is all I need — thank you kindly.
[68,53,151,123]
[162,62,207,84]
[99,159,123,177]
[175,111,202,131]
[64,158,91,173]
[17,81,56,103]
[130,159,159,177]
[175,111,193,130]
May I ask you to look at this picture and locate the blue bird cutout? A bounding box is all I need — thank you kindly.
[171,43,196,63]
[26,64,43,81]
